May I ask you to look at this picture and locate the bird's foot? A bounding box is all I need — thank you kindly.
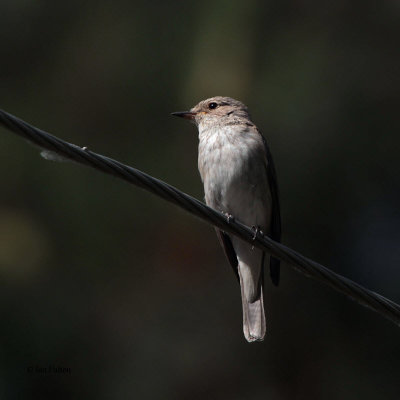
[224,212,234,224]
[251,225,263,250]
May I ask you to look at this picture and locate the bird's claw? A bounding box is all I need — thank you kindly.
[251,226,263,250]
[224,213,234,224]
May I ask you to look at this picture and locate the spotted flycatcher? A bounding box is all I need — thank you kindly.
[172,96,281,342]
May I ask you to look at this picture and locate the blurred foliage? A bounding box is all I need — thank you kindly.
[1,0,399,399]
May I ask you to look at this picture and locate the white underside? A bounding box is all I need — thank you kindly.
[198,123,271,341]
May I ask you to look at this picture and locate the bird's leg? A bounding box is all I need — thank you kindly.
[251,225,264,250]
[223,212,234,224]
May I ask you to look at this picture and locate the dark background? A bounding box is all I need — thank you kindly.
[1,1,399,399]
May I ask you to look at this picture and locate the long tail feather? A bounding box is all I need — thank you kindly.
[238,264,266,342]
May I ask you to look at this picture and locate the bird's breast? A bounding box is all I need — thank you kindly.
[197,126,270,226]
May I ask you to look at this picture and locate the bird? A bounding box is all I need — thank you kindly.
[172,96,281,342]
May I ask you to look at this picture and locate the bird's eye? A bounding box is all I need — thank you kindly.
[208,102,218,109]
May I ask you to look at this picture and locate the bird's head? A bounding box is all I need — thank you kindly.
[172,96,250,127]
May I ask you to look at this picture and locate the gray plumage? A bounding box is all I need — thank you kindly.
[172,96,281,342]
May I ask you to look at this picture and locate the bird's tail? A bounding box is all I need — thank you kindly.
[238,261,266,342]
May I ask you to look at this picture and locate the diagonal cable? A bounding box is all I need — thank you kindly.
[1,108,399,326]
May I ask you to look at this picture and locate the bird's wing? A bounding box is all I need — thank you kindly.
[215,229,239,281]
[261,134,281,286]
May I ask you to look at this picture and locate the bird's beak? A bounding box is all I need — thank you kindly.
[171,111,196,120]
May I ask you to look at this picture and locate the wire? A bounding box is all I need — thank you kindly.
[1,108,399,327]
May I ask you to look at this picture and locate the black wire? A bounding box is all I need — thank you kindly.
[1,108,399,327]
